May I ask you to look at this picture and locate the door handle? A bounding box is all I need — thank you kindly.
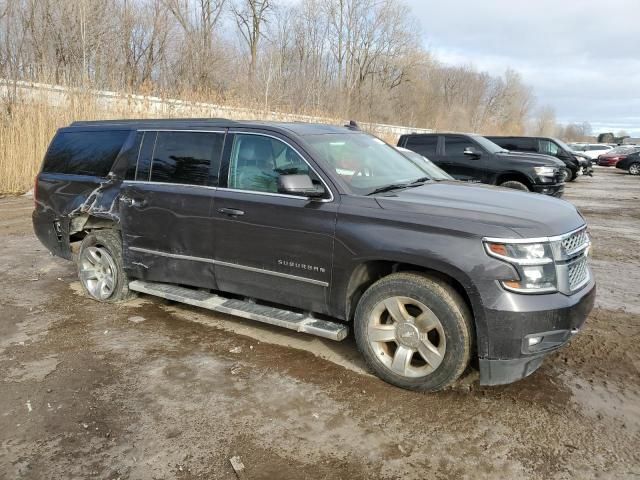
[217,207,245,217]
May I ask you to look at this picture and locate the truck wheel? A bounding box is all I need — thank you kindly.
[568,168,578,182]
[77,229,134,303]
[498,180,529,191]
[629,163,640,175]
[354,272,473,392]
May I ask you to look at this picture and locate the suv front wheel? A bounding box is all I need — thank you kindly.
[354,272,473,391]
[77,229,134,303]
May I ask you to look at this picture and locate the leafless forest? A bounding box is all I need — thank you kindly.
[0,0,591,192]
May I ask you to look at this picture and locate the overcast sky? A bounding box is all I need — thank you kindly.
[406,0,640,136]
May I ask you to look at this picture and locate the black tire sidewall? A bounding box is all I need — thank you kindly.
[77,230,131,303]
[499,180,529,191]
[354,274,472,391]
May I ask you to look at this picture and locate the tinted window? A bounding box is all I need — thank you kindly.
[134,131,156,181]
[444,136,475,156]
[43,130,129,176]
[405,135,438,156]
[228,134,311,193]
[124,132,144,180]
[150,131,224,186]
[539,139,560,156]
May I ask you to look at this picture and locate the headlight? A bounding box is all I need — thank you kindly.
[534,166,556,177]
[484,241,557,293]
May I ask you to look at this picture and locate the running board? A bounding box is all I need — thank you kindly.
[128,280,348,341]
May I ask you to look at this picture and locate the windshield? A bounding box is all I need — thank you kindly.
[552,138,574,153]
[472,135,507,154]
[397,149,453,180]
[305,133,433,195]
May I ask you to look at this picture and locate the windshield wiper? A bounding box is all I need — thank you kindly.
[367,177,432,196]
[409,176,431,185]
[366,183,410,195]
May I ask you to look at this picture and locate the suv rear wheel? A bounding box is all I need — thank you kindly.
[354,272,473,391]
[77,230,134,303]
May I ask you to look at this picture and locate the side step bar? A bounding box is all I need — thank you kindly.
[128,280,348,341]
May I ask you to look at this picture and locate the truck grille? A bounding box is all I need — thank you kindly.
[561,228,589,257]
[567,255,589,291]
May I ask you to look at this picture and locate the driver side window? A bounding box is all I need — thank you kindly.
[539,139,559,156]
[228,134,310,193]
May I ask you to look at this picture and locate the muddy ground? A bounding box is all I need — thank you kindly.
[1,167,639,479]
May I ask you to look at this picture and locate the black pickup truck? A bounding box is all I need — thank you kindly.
[397,133,566,196]
[33,119,595,391]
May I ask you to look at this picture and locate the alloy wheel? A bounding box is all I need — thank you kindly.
[79,246,117,300]
[367,296,446,378]
[629,163,640,175]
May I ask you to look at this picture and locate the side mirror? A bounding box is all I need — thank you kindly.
[278,174,325,198]
[463,147,482,158]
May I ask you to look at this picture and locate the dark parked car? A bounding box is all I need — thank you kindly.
[34,119,595,391]
[486,136,593,181]
[615,149,640,175]
[599,146,640,167]
[397,133,565,196]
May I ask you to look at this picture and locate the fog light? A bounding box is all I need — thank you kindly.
[528,336,542,347]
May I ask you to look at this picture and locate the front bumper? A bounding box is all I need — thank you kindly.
[478,279,596,386]
[531,182,564,197]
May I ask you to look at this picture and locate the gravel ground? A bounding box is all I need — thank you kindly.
[1,167,639,479]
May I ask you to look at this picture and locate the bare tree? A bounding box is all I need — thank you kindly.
[231,0,271,84]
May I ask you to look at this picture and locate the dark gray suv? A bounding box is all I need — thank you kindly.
[33,119,595,391]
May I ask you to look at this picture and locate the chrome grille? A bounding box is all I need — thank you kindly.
[567,255,589,291]
[561,228,589,256]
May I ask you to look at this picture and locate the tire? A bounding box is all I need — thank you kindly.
[77,229,135,303]
[354,272,473,392]
[568,168,578,182]
[498,180,529,191]
[629,163,640,176]
[560,168,571,183]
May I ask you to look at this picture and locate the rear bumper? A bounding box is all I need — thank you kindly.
[598,159,619,167]
[531,182,564,197]
[33,208,73,260]
[479,279,596,386]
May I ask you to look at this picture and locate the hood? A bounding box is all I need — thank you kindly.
[375,181,584,238]
[495,151,565,168]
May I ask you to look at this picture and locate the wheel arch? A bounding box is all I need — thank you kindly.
[495,172,533,190]
[342,258,486,356]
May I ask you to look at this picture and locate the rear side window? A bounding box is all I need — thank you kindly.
[404,136,438,156]
[43,130,129,176]
[150,131,224,186]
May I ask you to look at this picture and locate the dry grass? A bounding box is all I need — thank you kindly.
[0,89,399,194]
[0,93,192,194]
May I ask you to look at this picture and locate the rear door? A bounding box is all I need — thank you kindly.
[212,130,338,315]
[119,129,225,289]
[442,135,486,182]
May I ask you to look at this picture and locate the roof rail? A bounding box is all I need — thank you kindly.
[70,117,232,126]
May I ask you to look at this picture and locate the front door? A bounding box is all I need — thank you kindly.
[119,129,225,289]
[213,131,338,314]
[442,135,486,182]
